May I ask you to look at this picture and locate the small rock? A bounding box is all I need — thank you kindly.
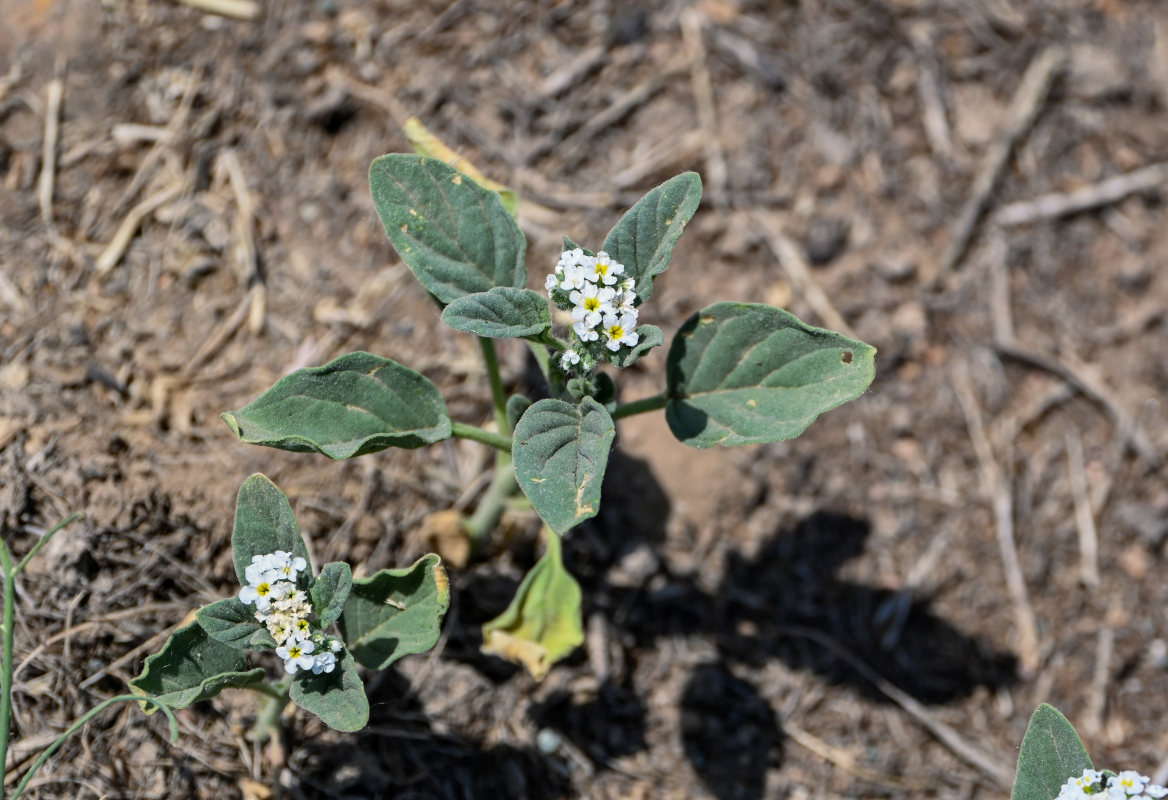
[874,255,917,283]
[803,217,850,265]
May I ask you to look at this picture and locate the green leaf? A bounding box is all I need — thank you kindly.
[562,236,595,258]
[607,323,663,368]
[338,554,451,670]
[130,621,265,711]
[402,116,520,217]
[481,530,584,680]
[231,474,311,587]
[311,562,353,628]
[666,302,876,448]
[506,394,532,431]
[289,651,369,733]
[602,171,702,303]
[370,153,527,304]
[197,598,277,650]
[222,351,452,459]
[512,397,615,534]
[1012,704,1093,800]
[441,287,551,339]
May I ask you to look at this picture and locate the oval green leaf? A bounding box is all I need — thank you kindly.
[607,323,663,368]
[481,530,583,680]
[338,554,451,670]
[197,598,277,650]
[440,287,551,339]
[130,620,265,711]
[602,171,702,303]
[1012,704,1093,800]
[666,302,876,448]
[223,351,451,459]
[289,651,369,733]
[370,153,527,304]
[512,397,615,534]
[310,562,353,628]
[231,474,311,587]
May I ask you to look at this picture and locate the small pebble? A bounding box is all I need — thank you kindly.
[803,217,849,265]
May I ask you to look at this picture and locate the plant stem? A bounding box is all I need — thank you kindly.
[463,453,517,557]
[14,513,83,578]
[478,337,510,436]
[0,538,15,792]
[450,422,511,452]
[525,340,551,385]
[611,391,669,420]
[250,679,291,744]
[10,695,179,799]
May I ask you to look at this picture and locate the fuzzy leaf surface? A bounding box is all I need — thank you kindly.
[441,287,551,339]
[289,651,369,732]
[311,562,353,628]
[222,351,451,459]
[403,117,519,217]
[230,474,311,587]
[338,554,450,670]
[512,397,615,534]
[1012,704,1093,800]
[370,154,526,304]
[481,531,583,680]
[197,598,277,650]
[130,620,264,711]
[602,172,702,303]
[607,323,663,368]
[666,303,875,447]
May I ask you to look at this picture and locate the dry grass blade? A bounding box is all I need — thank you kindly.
[784,720,933,791]
[169,0,259,19]
[994,163,1168,226]
[681,9,728,207]
[951,366,1040,677]
[36,74,63,228]
[94,183,185,275]
[1066,428,1100,589]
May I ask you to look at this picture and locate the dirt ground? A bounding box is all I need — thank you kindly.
[3,0,1168,798]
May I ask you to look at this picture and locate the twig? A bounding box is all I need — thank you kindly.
[332,67,408,128]
[753,211,857,338]
[994,163,1168,226]
[1066,428,1100,589]
[681,9,728,208]
[910,29,954,162]
[931,47,1065,287]
[537,45,606,102]
[182,285,260,377]
[37,74,64,229]
[784,720,932,791]
[94,183,185,275]
[610,129,705,190]
[218,149,265,332]
[951,366,1040,677]
[778,625,1013,790]
[1083,619,1114,738]
[995,340,1160,467]
[169,0,259,19]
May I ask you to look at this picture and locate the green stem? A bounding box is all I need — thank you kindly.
[611,391,668,420]
[14,513,83,578]
[450,422,512,452]
[478,338,510,436]
[525,340,551,385]
[10,695,179,799]
[0,538,15,792]
[525,330,570,352]
[463,454,517,557]
[250,679,291,744]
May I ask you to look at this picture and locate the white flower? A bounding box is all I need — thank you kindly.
[559,263,587,292]
[619,276,635,292]
[1115,772,1149,796]
[615,289,638,317]
[589,251,625,286]
[1146,785,1168,798]
[557,248,585,270]
[570,283,615,326]
[329,638,343,652]
[311,651,337,675]
[276,640,316,674]
[290,616,314,641]
[559,349,581,371]
[272,555,307,582]
[573,319,599,342]
[544,272,560,293]
[239,580,276,611]
[600,312,639,352]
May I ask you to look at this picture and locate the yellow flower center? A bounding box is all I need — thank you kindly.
[584,297,600,311]
[257,583,271,597]
[595,262,608,275]
[608,325,624,339]
[288,646,302,658]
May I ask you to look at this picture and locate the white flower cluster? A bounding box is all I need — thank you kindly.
[239,551,343,675]
[1059,769,1168,799]
[545,248,640,373]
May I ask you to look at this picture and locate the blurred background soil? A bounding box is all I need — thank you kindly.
[3,0,1168,797]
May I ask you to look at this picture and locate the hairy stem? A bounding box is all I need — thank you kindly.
[251,679,291,744]
[478,337,510,436]
[450,422,512,452]
[0,538,15,791]
[463,454,517,556]
[611,391,669,420]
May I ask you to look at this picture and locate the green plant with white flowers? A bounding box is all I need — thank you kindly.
[1013,704,1168,800]
[130,474,449,734]
[218,121,877,679]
